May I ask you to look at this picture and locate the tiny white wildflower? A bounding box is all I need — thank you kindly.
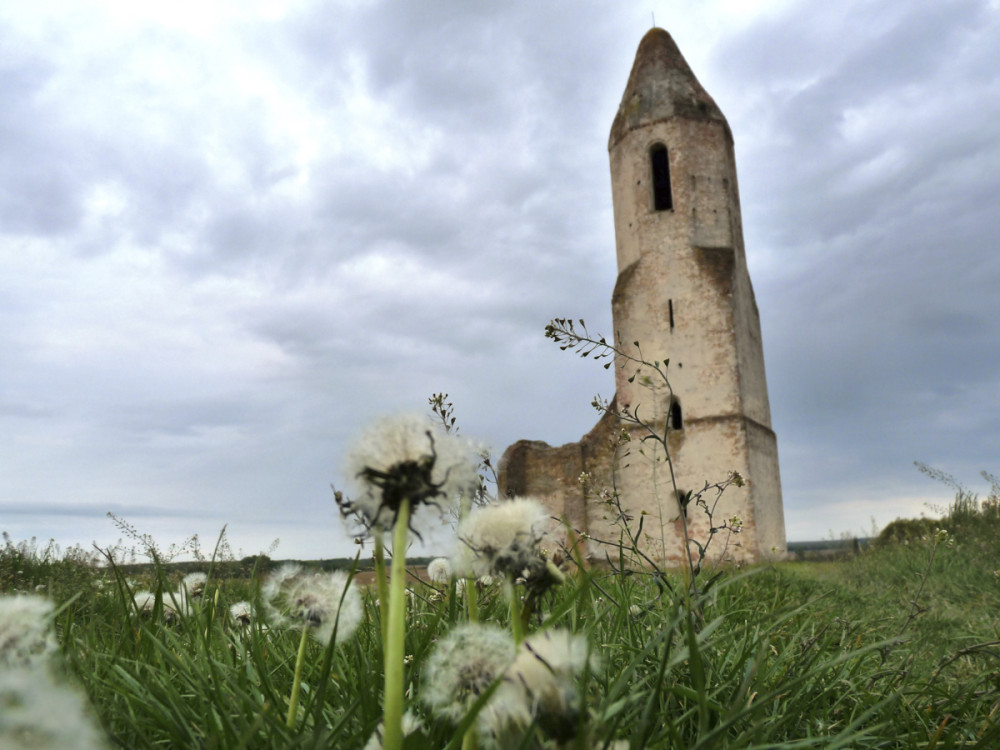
[427,557,452,584]
[628,604,642,618]
[339,414,480,534]
[0,595,55,667]
[264,568,362,645]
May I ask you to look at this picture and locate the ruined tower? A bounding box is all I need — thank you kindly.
[499,29,786,565]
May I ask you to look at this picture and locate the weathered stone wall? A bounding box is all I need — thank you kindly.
[498,407,618,544]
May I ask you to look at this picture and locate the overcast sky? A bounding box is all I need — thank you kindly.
[2,0,998,562]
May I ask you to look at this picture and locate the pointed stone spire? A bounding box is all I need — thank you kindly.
[609,28,726,149]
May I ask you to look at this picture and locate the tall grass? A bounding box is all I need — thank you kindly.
[3,486,999,748]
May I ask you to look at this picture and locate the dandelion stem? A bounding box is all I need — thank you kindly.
[459,493,478,624]
[465,576,479,623]
[286,624,310,729]
[374,533,390,642]
[507,576,525,645]
[383,498,410,750]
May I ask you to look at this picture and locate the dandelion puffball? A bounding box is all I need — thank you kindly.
[229,601,255,627]
[263,567,362,645]
[0,595,55,668]
[498,629,598,743]
[427,557,452,584]
[362,711,423,750]
[0,668,109,750]
[180,572,207,599]
[422,624,517,729]
[453,497,551,580]
[340,414,480,533]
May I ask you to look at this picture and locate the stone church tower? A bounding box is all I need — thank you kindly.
[498,28,786,565]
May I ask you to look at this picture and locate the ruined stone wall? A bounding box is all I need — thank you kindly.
[498,407,618,544]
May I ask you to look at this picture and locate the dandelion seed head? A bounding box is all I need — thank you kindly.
[229,601,254,627]
[499,629,597,743]
[180,572,207,599]
[131,590,156,616]
[264,569,361,645]
[0,668,108,749]
[261,563,301,603]
[131,590,181,623]
[0,595,55,667]
[453,498,551,580]
[423,624,516,725]
[166,588,195,618]
[427,557,452,584]
[340,414,480,534]
[362,710,423,750]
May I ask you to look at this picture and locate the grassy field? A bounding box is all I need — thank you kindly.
[2,491,999,749]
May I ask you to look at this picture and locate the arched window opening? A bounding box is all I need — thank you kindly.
[669,397,683,431]
[650,144,673,211]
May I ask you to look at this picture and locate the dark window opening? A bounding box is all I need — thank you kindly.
[669,398,683,431]
[650,144,673,211]
[668,299,675,331]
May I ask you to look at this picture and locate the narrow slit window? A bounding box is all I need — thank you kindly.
[668,299,675,331]
[650,144,673,211]
[669,398,683,431]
